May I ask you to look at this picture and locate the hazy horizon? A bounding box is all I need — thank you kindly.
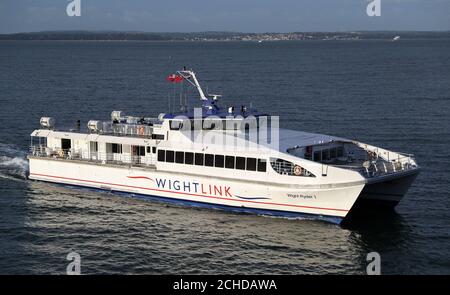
[3,29,450,35]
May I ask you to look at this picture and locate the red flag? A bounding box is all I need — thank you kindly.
[166,74,183,83]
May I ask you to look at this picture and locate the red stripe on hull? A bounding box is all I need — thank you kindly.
[29,172,349,213]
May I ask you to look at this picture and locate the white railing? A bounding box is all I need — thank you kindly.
[29,146,156,167]
[331,157,417,178]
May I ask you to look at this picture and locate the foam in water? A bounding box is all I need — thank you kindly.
[0,143,29,180]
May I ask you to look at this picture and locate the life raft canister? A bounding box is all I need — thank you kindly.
[293,165,303,176]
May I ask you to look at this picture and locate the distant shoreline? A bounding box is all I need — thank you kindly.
[1,31,450,41]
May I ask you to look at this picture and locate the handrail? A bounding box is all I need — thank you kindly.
[29,146,156,167]
[330,157,417,178]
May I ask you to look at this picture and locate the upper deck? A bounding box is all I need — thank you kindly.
[29,68,419,182]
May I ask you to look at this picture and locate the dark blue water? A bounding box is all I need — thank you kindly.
[0,40,449,274]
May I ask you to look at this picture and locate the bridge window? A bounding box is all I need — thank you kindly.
[314,151,321,162]
[330,147,337,158]
[170,120,183,130]
[323,149,330,161]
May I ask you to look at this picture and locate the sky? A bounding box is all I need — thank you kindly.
[0,0,449,34]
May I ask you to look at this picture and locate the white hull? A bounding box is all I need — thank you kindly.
[28,157,365,224]
[359,169,420,204]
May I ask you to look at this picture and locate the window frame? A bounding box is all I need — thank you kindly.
[194,153,204,166]
[246,157,257,171]
[214,155,225,168]
[225,156,235,169]
[166,150,175,163]
[157,149,165,162]
[236,156,246,170]
[204,153,214,167]
[257,159,267,172]
[185,152,194,165]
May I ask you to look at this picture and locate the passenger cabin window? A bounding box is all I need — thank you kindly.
[236,157,246,170]
[205,154,214,167]
[157,150,165,161]
[33,136,47,147]
[195,153,204,165]
[138,146,145,156]
[155,149,267,173]
[257,159,267,172]
[225,156,235,169]
[152,146,156,154]
[175,151,184,164]
[166,150,175,163]
[185,152,194,165]
[215,155,224,168]
[90,141,98,152]
[246,158,257,171]
[112,143,122,154]
[61,138,71,150]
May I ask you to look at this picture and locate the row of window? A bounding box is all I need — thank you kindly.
[169,117,272,131]
[110,143,157,155]
[157,149,267,172]
[313,146,345,162]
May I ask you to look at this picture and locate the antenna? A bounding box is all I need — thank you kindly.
[177,69,207,100]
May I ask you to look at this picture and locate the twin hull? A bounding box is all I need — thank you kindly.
[28,157,365,224]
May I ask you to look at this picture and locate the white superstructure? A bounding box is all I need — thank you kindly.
[28,69,420,224]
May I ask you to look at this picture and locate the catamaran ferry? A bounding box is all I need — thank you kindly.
[28,69,420,224]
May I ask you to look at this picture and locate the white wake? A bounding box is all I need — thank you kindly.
[0,143,29,180]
